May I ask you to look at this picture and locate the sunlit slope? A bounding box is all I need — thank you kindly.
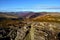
[32,13,60,22]
[0,13,18,18]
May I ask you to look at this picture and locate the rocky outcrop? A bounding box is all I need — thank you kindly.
[15,22,60,40]
[30,22,60,40]
[0,22,60,40]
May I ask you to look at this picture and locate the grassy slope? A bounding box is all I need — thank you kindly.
[32,14,60,23]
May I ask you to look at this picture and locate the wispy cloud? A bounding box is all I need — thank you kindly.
[44,6,60,9]
[1,5,60,10]
[30,5,60,9]
[0,5,60,12]
[14,6,60,10]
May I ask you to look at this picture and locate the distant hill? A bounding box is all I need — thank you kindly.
[0,12,45,19]
[0,12,60,21]
[0,12,18,18]
[32,13,60,22]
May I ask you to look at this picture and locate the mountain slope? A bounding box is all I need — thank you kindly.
[32,13,60,22]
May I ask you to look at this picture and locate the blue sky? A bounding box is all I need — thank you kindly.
[0,0,60,12]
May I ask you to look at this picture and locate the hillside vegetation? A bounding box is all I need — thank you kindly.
[32,14,60,22]
[0,12,60,40]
